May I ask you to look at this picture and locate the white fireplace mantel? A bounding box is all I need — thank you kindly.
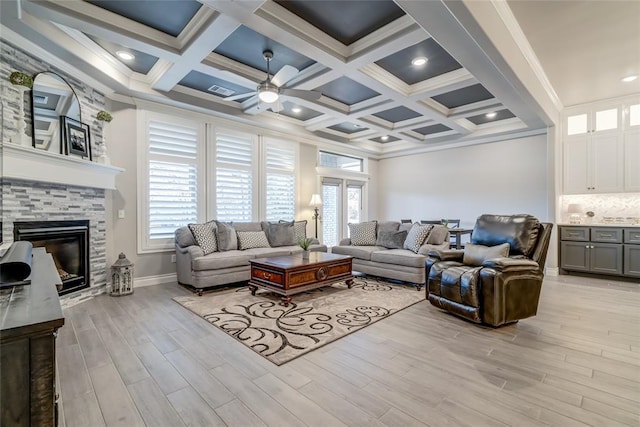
[2,143,124,190]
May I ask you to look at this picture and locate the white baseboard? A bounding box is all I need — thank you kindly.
[546,267,559,276]
[134,273,177,288]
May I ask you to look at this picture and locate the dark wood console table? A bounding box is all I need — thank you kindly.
[1,247,64,426]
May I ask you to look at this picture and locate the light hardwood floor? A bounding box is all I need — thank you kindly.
[57,274,640,427]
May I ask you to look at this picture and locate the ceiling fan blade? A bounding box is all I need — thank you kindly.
[224,92,255,101]
[271,65,299,87]
[280,89,322,101]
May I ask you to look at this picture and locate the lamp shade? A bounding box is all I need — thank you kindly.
[567,203,583,214]
[309,194,322,207]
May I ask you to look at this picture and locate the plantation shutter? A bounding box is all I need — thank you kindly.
[265,142,296,221]
[148,120,199,241]
[215,131,254,221]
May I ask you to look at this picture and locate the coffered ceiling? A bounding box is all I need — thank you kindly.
[1,0,558,156]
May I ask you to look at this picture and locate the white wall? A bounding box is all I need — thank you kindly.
[376,134,549,228]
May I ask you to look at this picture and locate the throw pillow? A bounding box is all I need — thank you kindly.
[376,230,407,249]
[349,221,377,246]
[214,221,238,251]
[463,242,510,266]
[403,223,434,253]
[266,221,296,247]
[188,221,218,255]
[281,219,308,242]
[237,231,270,250]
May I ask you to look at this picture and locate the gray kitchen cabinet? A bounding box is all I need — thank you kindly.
[624,228,640,277]
[559,225,633,278]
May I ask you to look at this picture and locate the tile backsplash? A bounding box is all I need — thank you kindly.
[560,193,640,223]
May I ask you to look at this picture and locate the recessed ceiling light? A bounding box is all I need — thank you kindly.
[291,107,302,114]
[411,56,428,66]
[622,75,638,82]
[116,50,135,61]
[381,135,389,141]
[486,112,497,119]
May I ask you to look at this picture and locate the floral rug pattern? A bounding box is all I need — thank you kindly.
[173,277,424,365]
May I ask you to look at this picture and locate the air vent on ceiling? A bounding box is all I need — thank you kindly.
[33,95,48,104]
[207,85,235,96]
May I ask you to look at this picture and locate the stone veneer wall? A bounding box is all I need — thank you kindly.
[560,193,640,224]
[1,38,107,154]
[1,39,110,304]
[2,179,107,290]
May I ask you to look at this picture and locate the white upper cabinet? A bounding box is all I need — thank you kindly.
[624,128,640,192]
[563,96,640,194]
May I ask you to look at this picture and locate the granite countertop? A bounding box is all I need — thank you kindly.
[558,223,640,228]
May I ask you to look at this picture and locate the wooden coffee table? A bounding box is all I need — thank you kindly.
[248,252,353,306]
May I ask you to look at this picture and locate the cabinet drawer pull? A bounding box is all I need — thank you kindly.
[599,233,613,237]
[568,232,581,236]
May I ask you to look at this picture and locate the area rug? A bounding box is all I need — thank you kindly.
[173,277,424,365]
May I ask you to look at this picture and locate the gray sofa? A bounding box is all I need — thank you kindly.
[175,221,326,295]
[331,221,450,290]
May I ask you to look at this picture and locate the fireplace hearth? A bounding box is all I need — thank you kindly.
[14,220,90,295]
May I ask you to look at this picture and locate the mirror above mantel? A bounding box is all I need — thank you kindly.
[30,72,81,153]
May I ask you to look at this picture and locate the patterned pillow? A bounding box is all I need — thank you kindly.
[403,223,434,253]
[349,221,377,246]
[188,221,218,255]
[293,220,307,242]
[237,231,270,250]
[280,219,308,242]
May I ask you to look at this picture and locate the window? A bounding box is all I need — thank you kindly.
[567,114,588,136]
[140,114,203,252]
[347,182,363,225]
[319,151,363,171]
[214,130,256,222]
[321,177,366,246]
[322,179,341,247]
[264,139,297,221]
[630,104,640,127]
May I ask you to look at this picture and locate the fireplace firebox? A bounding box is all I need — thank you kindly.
[14,220,90,295]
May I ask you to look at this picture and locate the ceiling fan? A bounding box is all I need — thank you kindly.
[224,50,321,109]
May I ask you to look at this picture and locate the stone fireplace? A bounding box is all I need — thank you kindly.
[14,220,90,295]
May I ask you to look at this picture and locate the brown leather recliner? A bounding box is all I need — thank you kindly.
[426,214,553,327]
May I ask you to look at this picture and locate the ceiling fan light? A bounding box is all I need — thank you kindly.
[258,84,279,103]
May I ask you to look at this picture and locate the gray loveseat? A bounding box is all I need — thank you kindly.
[332,221,450,290]
[175,221,326,295]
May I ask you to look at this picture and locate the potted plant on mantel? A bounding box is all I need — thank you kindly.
[96,110,112,165]
[298,237,314,260]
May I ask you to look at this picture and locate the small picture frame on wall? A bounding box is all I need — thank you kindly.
[61,116,92,160]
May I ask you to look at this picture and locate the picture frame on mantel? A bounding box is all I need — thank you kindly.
[61,115,92,161]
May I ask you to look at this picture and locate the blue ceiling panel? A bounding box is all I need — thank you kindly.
[179,71,252,100]
[214,26,315,75]
[376,38,462,85]
[467,109,516,125]
[87,0,201,37]
[274,0,405,46]
[432,84,494,109]
[413,123,452,135]
[328,122,369,134]
[315,76,380,105]
[372,106,421,123]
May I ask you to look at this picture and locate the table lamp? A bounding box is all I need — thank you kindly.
[309,194,322,238]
